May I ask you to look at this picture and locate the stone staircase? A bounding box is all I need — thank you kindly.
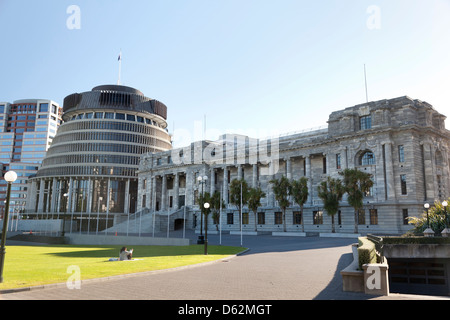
[104,207,188,235]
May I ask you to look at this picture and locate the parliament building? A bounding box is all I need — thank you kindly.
[137,96,450,236]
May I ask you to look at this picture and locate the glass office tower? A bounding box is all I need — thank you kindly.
[28,85,172,231]
[0,99,62,218]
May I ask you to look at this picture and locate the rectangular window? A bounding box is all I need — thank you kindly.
[322,156,327,174]
[258,212,265,225]
[398,145,405,163]
[313,210,323,225]
[400,175,407,195]
[360,115,372,130]
[293,211,302,224]
[39,103,49,113]
[369,209,378,225]
[242,212,249,224]
[275,212,283,225]
[402,209,409,225]
[358,209,366,225]
[336,154,341,170]
[227,213,234,225]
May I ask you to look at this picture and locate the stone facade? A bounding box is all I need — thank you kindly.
[137,96,450,235]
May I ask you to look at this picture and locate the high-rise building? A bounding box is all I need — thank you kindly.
[28,85,172,232]
[0,99,62,218]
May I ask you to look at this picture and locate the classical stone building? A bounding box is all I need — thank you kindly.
[137,96,450,236]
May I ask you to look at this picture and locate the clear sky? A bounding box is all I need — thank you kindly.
[1,0,449,147]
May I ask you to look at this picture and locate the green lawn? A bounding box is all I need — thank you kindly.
[0,244,245,290]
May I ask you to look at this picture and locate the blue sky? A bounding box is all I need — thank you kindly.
[1,0,449,147]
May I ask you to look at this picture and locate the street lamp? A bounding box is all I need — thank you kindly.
[0,170,17,283]
[204,202,210,255]
[61,193,68,237]
[442,200,449,238]
[423,203,434,237]
[197,175,208,244]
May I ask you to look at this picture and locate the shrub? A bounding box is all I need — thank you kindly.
[408,199,450,235]
[357,237,378,270]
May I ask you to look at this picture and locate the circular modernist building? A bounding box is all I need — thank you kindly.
[28,85,172,231]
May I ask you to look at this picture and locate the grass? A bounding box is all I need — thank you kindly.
[0,244,245,290]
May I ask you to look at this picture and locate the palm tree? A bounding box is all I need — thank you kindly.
[290,177,309,232]
[229,178,249,230]
[317,176,345,233]
[248,187,266,232]
[210,190,225,231]
[339,168,374,233]
[269,176,291,232]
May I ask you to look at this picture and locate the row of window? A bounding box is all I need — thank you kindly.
[45,142,160,158]
[221,208,411,226]
[68,112,164,128]
[57,120,171,142]
[222,209,381,225]
[51,130,168,148]
[36,165,137,178]
[42,154,139,167]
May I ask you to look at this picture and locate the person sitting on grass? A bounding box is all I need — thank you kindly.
[119,247,133,261]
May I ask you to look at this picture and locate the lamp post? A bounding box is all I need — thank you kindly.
[204,202,210,255]
[0,170,18,283]
[442,200,449,238]
[197,175,208,244]
[423,203,434,237]
[61,193,68,237]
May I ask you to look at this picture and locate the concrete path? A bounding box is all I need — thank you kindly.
[0,231,448,301]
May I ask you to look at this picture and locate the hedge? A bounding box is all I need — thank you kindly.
[357,237,378,270]
[382,236,450,245]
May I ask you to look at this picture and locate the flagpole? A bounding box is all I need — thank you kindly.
[364,64,368,103]
[118,50,122,85]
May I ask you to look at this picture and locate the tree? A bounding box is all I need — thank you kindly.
[229,179,249,231]
[270,176,291,232]
[339,168,374,233]
[317,176,345,233]
[408,199,450,235]
[290,177,309,232]
[248,187,266,232]
[210,190,225,231]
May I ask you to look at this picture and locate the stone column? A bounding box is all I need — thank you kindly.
[174,172,180,210]
[151,175,157,211]
[286,158,292,180]
[223,166,229,205]
[252,164,258,188]
[384,143,396,201]
[422,142,436,201]
[124,179,130,214]
[305,155,313,205]
[50,178,58,213]
[186,170,194,206]
[67,177,73,214]
[161,175,167,211]
[210,168,215,195]
[37,179,45,213]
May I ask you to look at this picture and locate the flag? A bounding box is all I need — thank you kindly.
[118,52,121,61]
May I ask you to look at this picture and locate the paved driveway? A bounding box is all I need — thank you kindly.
[0,232,447,301]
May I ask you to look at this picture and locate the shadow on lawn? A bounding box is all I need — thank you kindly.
[43,245,244,259]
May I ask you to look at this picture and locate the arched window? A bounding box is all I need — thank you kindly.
[360,151,375,166]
